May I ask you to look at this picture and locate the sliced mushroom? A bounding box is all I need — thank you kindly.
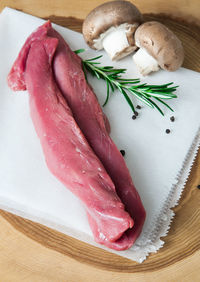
[82,1,142,61]
[133,21,184,76]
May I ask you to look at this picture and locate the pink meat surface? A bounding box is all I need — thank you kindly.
[48,26,146,250]
[7,22,146,250]
[7,22,49,91]
[7,21,111,135]
[22,37,134,245]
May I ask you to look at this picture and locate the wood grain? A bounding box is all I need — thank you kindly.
[1,147,200,273]
[0,215,199,282]
[1,0,200,25]
[0,1,200,281]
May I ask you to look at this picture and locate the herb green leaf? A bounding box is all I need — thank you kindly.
[78,51,178,115]
[74,49,85,54]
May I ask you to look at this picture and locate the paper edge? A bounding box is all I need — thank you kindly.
[0,7,200,263]
[137,127,200,262]
[1,129,199,263]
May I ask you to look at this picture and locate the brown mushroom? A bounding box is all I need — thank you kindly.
[133,21,184,75]
[82,1,142,60]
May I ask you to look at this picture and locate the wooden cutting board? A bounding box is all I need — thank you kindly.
[0,1,200,281]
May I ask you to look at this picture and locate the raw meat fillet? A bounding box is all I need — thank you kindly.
[20,37,134,245]
[7,21,110,134]
[7,22,146,250]
[7,23,48,91]
[48,26,146,250]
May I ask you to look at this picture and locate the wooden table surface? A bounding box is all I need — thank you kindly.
[0,1,200,281]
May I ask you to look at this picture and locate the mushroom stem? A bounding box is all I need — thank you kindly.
[133,48,159,76]
[102,27,136,61]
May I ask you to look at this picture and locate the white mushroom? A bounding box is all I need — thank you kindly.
[82,1,142,61]
[133,21,184,76]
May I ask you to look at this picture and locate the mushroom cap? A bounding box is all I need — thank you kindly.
[135,21,184,71]
[82,1,142,49]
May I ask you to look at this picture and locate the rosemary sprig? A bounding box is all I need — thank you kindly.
[75,49,178,115]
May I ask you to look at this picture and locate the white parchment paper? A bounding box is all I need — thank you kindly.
[0,8,199,262]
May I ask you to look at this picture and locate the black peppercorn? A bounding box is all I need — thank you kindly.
[166,129,170,134]
[132,115,137,120]
[134,111,139,116]
[170,116,175,122]
[136,105,141,110]
[120,150,125,156]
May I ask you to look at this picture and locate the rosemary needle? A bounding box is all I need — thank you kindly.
[74,49,178,115]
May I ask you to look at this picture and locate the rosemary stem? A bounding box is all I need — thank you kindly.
[82,56,178,115]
